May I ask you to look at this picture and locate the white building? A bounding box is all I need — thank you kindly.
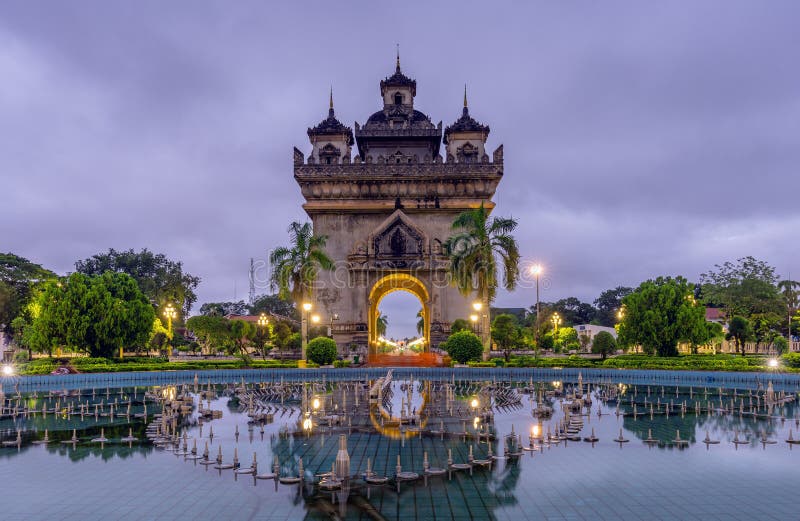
[574,324,618,352]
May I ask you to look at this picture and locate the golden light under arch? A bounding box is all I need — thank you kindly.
[368,273,431,353]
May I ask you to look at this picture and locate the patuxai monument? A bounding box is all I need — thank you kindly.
[294,56,504,357]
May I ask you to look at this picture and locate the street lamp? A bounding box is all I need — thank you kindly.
[473,301,489,360]
[530,265,543,349]
[301,302,312,365]
[162,304,177,356]
[470,314,479,332]
[551,312,562,334]
[257,313,269,356]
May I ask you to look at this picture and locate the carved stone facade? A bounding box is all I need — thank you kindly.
[295,59,503,356]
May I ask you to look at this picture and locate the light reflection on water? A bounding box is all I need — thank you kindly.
[1,376,799,520]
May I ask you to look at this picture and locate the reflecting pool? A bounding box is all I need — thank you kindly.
[1,370,799,520]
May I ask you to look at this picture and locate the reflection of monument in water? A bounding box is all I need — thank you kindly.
[294,55,505,357]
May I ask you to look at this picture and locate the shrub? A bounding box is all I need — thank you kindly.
[781,352,800,368]
[307,337,337,365]
[445,331,483,364]
[773,336,789,355]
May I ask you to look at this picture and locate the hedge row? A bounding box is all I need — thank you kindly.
[17,357,299,375]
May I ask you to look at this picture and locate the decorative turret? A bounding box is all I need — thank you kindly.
[443,86,490,163]
[306,89,354,165]
[355,52,442,162]
[380,48,417,109]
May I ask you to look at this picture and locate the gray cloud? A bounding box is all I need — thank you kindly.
[2,1,798,336]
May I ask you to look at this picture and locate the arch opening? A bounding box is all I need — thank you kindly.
[368,273,430,355]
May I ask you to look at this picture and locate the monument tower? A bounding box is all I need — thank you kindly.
[294,56,504,357]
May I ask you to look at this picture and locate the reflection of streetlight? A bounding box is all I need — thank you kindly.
[470,314,479,333]
[530,265,543,349]
[301,302,312,364]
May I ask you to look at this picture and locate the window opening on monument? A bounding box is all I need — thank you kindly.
[394,92,402,105]
[376,289,425,354]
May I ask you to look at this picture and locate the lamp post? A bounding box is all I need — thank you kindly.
[301,302,312,366]
[530,265,542,350]
[163,304,177,357]
[473,301,489,361]
[470,313,479,333]
[257,313,269,357]
[551,312,561,349]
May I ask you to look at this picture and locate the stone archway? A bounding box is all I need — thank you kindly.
[368,273,430,354]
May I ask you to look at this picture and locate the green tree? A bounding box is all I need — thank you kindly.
[450,318,470,334]
[750,312,782,352]
[416,309,425,335]
[444,203,520,359]
[726,316,754,356]
[27,273,154,358]
[777,280,800,337]
[700,257,782,319]
[186,315,233,354]
[591,331,616,360]
[491,313,521,361]
[307,336,337,365]
[593,286,633,327]
[75,248,200,316]
[0,253,56,338]
[617,276,708,357]
[773,336,789,355]
[230,319,255,358]
[557,327,580,351]
[199,301,249,317]
[249,294,299,321]
[549,297,597,326]
[269,222,334,305]
[443,330,483,364]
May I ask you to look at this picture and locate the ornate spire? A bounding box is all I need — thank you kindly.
[329,86,334,117]
[464,84,468,108]
[396,44,401,73]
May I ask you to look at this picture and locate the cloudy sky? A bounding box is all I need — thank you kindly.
[2,2,799,338]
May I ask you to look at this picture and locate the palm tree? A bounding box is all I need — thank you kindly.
[376,313,388,337]
[444,203,520,358]
[269,222,334,305]
[777,279,799,338]
[445,203,520,302]
[416,308,424,336]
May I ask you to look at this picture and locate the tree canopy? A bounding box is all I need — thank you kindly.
[0,253,56,335]
[444,203,520,304]
[269,222,334,304]
[75,248,200,316]
[591,331,616,359]
[491,313,521,360]
[700,256,782,318]
[26,272,154,357]
[617,276,710,357]
[249,293,299,321]
[594,286,633,327]
[199,301,249,317]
